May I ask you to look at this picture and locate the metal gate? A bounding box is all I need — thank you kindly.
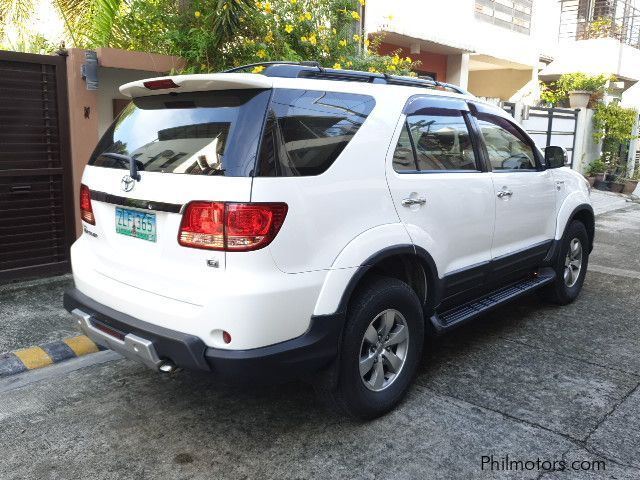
[0,51,74,282]
[503,103,579,167]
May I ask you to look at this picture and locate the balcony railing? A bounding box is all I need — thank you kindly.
[559,0,640,49]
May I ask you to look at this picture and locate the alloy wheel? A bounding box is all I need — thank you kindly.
[359,309,410,392]
[564,238,583,287]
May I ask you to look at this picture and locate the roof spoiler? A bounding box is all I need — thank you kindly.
[119,73,273,98]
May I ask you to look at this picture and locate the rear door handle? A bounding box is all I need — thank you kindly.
[401,197,427,207]
[497,190,513,199]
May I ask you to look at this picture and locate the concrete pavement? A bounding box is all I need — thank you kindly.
[0,205,639,479]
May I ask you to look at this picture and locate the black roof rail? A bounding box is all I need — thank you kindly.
[221,61,473,96]
[223,61,324,73]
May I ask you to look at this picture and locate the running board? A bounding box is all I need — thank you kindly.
[430,268,556,333]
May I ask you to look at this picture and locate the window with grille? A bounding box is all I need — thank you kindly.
[475,0,533,35]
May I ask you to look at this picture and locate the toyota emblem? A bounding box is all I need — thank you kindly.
[121,175,135,192]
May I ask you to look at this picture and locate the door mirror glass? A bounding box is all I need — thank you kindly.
[544,146,567,169]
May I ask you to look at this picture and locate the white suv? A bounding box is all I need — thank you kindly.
[64,62,594,419]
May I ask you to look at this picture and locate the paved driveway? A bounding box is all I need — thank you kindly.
[1,205,639,480]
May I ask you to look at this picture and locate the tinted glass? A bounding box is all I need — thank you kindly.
[257,89,375,176]
[477,113,536,170]
[393,109,478,172]
[89,89,271,177]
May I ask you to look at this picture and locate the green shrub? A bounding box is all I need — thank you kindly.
[540,72,613,106]
[585,158,607,176]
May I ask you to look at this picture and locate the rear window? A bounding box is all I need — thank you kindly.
[257,89,375,176]
[89,89,271,177]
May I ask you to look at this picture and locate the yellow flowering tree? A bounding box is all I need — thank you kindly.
[172,0,419,74]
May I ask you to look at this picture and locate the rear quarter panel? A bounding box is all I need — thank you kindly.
[251,85,406,274]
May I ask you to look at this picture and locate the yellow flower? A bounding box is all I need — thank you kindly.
[332,28,337,35]
[305,12,312,20]
[358,0,366,5]
[256,1,263,8]
[300,36,307,42]
[353,34,361,42]
[351,11,360,20]
[263,2,272,13]
[285,24,294,34]
[388,65,397,71]
[405,56,412,63]
[364,38,370,47]
[346,61,353,67]
[392,55,400,65]
[264,31,274,43]
[194,10,201,17]
[333,63,342,69]
[309,33,317,45]
[290,0,297,3]
[257,49,267,58]
[368,67,378,73]
[339,39,347,47]
[252,66,266,74]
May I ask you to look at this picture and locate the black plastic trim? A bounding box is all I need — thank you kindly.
[565,204,595,252]
[204,313,344,383]
[335,245,440,315]
[63,288,344,382]
[90,190,183,214]
[63,288,210,371]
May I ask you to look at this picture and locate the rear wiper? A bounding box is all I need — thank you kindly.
[99,152,142,181]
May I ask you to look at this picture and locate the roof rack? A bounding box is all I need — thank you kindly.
[223,61,324,73]
[222,61,473,96]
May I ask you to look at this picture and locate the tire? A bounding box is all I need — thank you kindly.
[538,220,589,305]
[316,276,424,420]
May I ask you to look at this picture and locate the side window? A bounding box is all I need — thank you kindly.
[257,89,375,176]
[392,109,478,172]
[476,114,536,171]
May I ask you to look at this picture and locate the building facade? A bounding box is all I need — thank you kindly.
[365,0,640,106]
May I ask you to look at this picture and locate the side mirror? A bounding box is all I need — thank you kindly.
[544,146,568,169]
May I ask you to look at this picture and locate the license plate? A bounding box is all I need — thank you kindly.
[115,207,157,242]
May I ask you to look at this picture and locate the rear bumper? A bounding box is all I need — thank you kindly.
[63,288,343,382]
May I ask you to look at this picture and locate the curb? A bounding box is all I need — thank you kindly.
[0,335,105,378]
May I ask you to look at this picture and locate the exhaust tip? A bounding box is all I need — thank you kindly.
[158,361,178,373]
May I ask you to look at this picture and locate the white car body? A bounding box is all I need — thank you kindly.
[64,66,593,389]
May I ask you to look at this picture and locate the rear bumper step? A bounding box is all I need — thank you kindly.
[430,269,556,332]
[63,288,343,383]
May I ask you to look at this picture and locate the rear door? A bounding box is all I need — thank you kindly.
[385,96,495,305]
[471,107,557,281]
[80,88,271,305]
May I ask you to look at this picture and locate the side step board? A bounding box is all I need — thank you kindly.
[430,269,556,333]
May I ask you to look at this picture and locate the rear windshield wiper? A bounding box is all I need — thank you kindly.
[99,152,143,181]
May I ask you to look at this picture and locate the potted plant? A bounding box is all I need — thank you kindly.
[622,167,640,194]
[585,158,607,186]
[540,73,613,108]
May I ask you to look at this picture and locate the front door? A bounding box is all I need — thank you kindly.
[473,111,557,281]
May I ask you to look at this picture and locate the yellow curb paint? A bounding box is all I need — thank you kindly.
[14,346,53,370]
[64,335,99,357]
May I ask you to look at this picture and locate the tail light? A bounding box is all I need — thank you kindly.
[178,202,287,251]
[80,184,95,225]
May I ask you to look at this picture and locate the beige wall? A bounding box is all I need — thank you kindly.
[97,67,161,136]
[66,49,99,238]
[468,69,534,101]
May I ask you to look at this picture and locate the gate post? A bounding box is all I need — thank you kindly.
[571,108,597,174]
